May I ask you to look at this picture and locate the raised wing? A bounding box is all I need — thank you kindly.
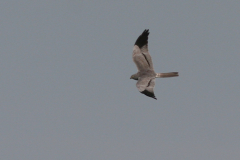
[136,76,157,100]
[132,29,154,72]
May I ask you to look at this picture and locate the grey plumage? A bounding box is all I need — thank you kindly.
[130,29,179,100]
[156,72,179,78]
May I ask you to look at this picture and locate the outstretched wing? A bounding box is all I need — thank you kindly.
[136,77,157,100]
[132,29,154,72]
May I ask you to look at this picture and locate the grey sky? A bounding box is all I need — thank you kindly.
[1,1,240,159]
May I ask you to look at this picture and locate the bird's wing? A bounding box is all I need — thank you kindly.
[136,76,157,100]
[132,29,154,72]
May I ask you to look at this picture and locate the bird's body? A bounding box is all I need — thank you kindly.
[130,29,178,100]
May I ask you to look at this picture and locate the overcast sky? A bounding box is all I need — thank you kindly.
[1,1,240,160]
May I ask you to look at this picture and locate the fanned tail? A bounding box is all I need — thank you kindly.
[156,72,179,78]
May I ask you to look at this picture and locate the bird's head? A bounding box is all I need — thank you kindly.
[130,74,139,80]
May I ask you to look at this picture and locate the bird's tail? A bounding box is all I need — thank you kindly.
[156,72,179,78]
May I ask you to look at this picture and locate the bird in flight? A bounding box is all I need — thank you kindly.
[130,29,178,100]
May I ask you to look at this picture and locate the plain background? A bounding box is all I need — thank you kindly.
[1,1,240,160]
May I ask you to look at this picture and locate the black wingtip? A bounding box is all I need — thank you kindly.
[134,29,149,48]
[141,89,157,100]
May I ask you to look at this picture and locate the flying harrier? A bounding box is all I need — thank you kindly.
[130,29,178,100]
